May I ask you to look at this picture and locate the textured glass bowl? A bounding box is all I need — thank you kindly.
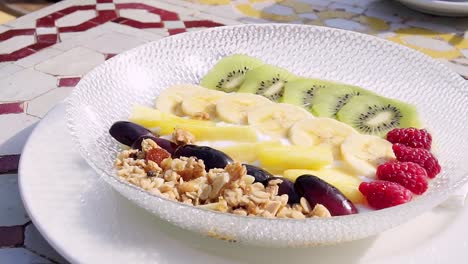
[66,24,468,247]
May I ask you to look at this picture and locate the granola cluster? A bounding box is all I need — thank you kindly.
[115,138,331,219]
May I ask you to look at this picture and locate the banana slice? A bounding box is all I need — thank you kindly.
[341,134,396,177]
[216,93,271,124]
[180,89,224,119]
[247,103,311,138]
[289,118,357,158]
[155,84,208,116]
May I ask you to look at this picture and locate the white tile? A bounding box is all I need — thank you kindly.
[36,47,105,76]
[461,49,468,58]
[143,28,169,37]
[0,25,11,34]
[324,18,367,32]
[24,224,68,264]
[55,10,97,28]
[0,35,35,54]
[15,48,63,68]
[0,63,24,80]
[299,13,319,20]
[297,0,329,8]
[82,32,146,54]
[0,248,52,264]
[404,20,459,34]
[26,88,73,118]
[254,3,296,16]
[402,35,453,51]
[115,0,194,16]
[332,0,378,7]
[438,59,468,78]
[98,22,163,41]
[0,174,29,226]
[163,20,185,29]
[0,114,38,155]
[328,2,365,14]
[0,68,56,101]
[36,27,58,35]
[54,26,108,50]
[119,9,161,23]
[96,3,116,10]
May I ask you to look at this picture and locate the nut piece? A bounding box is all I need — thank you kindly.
[311,204,332,218]
[193,112,210,120]
[172,128,196,145]
[225,162,247,182]
[141,138,159,153]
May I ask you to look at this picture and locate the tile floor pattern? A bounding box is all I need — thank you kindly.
[0,0,467,263]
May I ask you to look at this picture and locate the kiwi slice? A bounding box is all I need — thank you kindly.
[201,54,263,92]
[311,85,372,118]
[282,78,342,112]
[337,95,421,137]
[237,64,297,102]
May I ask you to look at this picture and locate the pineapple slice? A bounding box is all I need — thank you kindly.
[129,105,214,134]
[258,145,333,174]
[218,141,282,163]
[176,124,257,142]
[283,168,364,204]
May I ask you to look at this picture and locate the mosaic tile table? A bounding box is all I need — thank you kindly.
[0,0,467,263]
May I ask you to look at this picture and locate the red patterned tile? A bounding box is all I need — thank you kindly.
[168,28,187,35]
[58,77,81,87]
[0,226,24,247]
[89,10,118,24]
[0,29,35,41]
[59,21,98,33]
[0,102,24,114]
[27,42,55,52]
[184,20,223,28]
[105,54,117,60]
[36,34,58,44]
[150,8,179,21]
[36,12,65,27]
[97,0,113,3]
[118,19,164,29]
[59,5,96,15]
[0,154,20,174]
[0,48,35,63]
[116,3,156,10]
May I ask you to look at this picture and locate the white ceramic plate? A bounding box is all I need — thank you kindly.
[66,24,468,247]
[396,0,468,16]
[19,103,468,263]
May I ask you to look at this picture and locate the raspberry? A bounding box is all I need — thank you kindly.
[376,161,428,195]
[359,181,412,209]
[146,148,170,166]
[392,143,441,178]
[387,128,432,150]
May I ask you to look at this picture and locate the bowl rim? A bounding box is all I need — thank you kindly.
[65,23,468,226]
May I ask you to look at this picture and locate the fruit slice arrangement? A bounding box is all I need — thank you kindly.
[106,54,441,218]
[202,54,422,137]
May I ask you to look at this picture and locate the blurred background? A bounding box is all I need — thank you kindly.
[0,0,54,23]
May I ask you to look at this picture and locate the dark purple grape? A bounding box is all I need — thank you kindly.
[244,164,272,184]
[109,121,153,146]
[173,145,232,170]
[295,175,357,216]
[131,135,178,154]
[268,177,300,204]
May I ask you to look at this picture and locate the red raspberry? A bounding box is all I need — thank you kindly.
[359,181,412,209]
[387,128,432,150]
[392,143,441,178]
[146,148,170,166]
[376,161,428,195]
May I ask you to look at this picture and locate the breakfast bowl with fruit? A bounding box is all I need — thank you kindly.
[66,24,468,247]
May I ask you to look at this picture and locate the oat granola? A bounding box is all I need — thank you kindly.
[115,138,331,219]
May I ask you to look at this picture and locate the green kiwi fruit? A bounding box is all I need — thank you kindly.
[282,78,345,113]
[311,85,372,118]
[237,64,297,102]
[201,54,263,92]
[337,95,421,137]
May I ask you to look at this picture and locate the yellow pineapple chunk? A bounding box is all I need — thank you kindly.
[258,145,333,174]
[218,141,282,162]
[283,168,364,204]
[129,105,214,134]
[176,124,258,142]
